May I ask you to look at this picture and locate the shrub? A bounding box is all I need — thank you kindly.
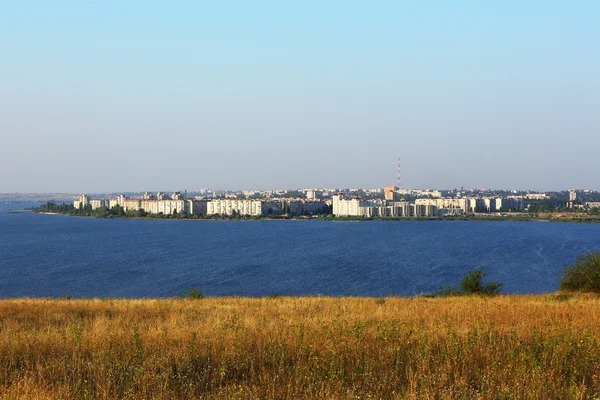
[436,285,463,297]
[179,288,205,299]
[460,268,502,295]
[436,268,502,296]
[560,250,600,293]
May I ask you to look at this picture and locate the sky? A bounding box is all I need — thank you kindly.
[1,1,599,193]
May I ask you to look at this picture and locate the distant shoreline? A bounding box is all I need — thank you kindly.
[33,211,600,224]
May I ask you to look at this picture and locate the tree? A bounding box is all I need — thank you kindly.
[560,251,600,293]
[113,205,125,216]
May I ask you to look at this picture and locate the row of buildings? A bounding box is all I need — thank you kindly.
[74,193,329,216]
[332,194,525,217]
[74,193,201,214]
[206,199,327,215]
[74,190,526,218]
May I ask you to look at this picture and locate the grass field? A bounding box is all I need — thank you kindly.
[1,295,600,399]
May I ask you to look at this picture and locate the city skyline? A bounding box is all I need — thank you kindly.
[1,2,599,193]
[2,184,597,197]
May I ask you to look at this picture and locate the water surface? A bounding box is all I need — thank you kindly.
[1,203,598,297]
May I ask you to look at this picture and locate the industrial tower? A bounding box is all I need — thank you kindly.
[397,157,401,189]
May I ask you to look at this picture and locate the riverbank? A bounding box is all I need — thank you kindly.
[2,294,599,399]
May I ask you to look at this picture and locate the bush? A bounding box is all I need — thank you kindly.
[436,285,463,297]
[560,250,600,293]
[437,268,502,296]
[179,288,205,299]
[460,268,502,295]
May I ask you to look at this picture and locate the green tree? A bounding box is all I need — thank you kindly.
[560,251,600,293]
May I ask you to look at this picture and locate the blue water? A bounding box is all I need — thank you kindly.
[1,203,599,297]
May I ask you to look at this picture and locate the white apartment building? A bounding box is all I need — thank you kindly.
[73,194,90,209]
[75,193,205,215]
[569,190,577,201]
[89,199,108,210]
[334,193,525,218]
[414,204,437,217]
[332,195,389,217]
[75,195,113,211]
[391,202,413,217]
[525,193,549,200]
[75,195,108,210]
[207,199,268,216]
[414,197,524,213]
[108,195,127,209]
[332,195,362,217]
[123,199,184,214]
[121,199,206,215]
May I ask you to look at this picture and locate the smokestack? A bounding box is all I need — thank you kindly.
[397,157,401,189]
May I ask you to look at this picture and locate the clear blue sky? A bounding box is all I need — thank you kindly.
[1,1,598,192]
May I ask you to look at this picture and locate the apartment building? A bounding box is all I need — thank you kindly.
[206,199,280,216]
[334,193,524,218]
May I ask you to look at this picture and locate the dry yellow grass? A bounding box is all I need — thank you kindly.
[1,295,600,399]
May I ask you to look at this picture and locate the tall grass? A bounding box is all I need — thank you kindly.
[1,295,600,399]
